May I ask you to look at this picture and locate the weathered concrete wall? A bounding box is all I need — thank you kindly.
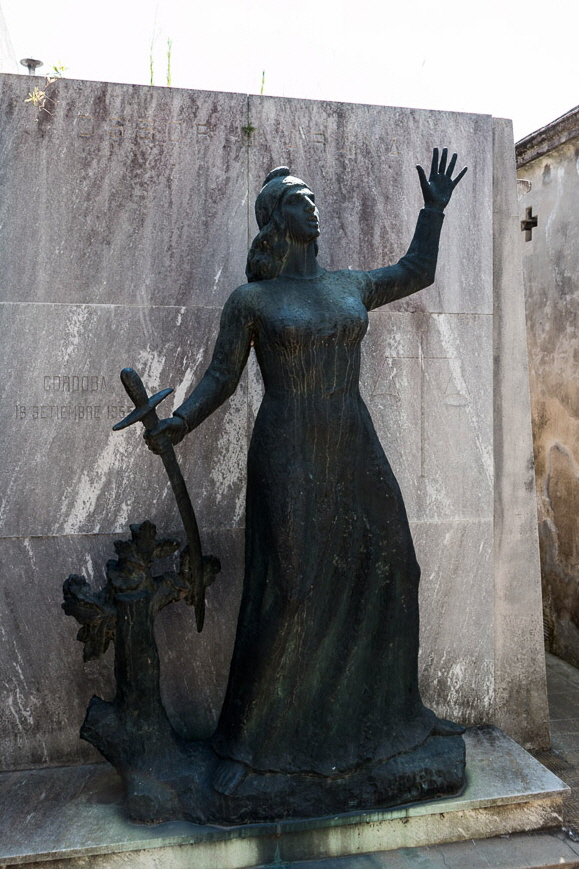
[493,120,548,740]
[0,73,547,771]
[517,114,579,668]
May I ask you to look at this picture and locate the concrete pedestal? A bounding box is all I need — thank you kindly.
[0,728,567,869]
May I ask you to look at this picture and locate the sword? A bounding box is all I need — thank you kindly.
[112,367,210,631]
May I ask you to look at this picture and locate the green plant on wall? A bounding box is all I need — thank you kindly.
[51,61,67,77]
[166,38,172,87]
[24,85,47,109]
[24,75,61,118]
[149,31,155,85]
[149,27,173,86]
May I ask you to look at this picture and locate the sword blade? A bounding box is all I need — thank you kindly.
[114,367,207,631]
[159,445,206,631]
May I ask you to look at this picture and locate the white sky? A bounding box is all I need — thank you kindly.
[1,0,576,142]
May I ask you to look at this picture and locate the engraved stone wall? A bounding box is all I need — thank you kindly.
[0,74,547,770]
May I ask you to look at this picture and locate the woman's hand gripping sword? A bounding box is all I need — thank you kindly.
[113,367,219,631]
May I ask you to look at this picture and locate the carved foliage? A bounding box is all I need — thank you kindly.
[62,520,188,661]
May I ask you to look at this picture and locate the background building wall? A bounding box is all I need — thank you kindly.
[517,110,579,668]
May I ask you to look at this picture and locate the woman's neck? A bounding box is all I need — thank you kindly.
[279,239,322,279]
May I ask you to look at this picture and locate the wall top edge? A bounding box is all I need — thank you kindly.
[516,105,579,168]
[0,71,495,122]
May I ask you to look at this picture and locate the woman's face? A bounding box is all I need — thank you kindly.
[281,187,320,244]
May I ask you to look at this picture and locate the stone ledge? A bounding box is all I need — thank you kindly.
[0,727,568,869]
[259,830,579,869]
[515,104,579,168]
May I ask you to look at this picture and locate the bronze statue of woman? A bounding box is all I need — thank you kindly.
[147,148,468,819]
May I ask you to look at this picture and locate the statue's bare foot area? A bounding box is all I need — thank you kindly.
[213,759,248,795]
[431,717,465,736]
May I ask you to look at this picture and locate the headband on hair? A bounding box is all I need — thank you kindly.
[255,167,309,229]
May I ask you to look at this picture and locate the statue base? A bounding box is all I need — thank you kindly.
[0,728,569,868]
[119,734,465,826]
[64,522,465,826]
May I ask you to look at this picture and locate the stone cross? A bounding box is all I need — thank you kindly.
[521,206,538,241]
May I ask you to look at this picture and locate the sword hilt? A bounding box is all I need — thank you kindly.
[113,368,173,432]
[120,367,149,408]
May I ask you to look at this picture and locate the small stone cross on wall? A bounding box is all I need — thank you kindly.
[521,206,538,241]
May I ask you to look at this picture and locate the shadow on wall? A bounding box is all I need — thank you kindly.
[542,442,579,665]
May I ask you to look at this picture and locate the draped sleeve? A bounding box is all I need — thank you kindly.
[173,286,254,432]
[362,207,444,311]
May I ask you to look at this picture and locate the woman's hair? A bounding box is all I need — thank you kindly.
[246,211,289,282]
[246,167,319,283]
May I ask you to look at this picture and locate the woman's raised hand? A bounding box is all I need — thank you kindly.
[416,148,467,213]
[144,415,188,454]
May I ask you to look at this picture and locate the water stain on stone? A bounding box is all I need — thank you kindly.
[541,443,579,664]
[546,443,579,566]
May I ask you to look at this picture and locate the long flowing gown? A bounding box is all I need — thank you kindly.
[175,207,446,778]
